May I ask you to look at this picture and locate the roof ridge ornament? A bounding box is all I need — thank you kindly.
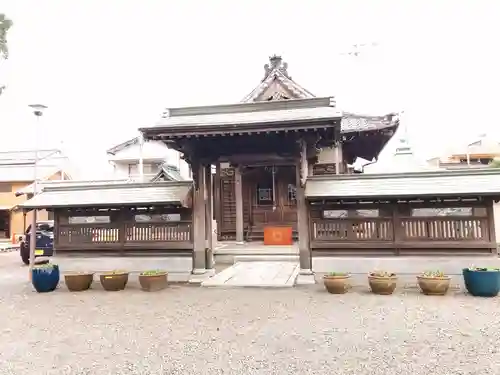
[263,55,290,81]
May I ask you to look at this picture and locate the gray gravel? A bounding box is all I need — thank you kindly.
[1,252,500,374]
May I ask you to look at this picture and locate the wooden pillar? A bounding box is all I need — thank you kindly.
[297,140,311,271]
[214,163,221,228]
[234,165,244,243]
[193,163,207,272]
[205,165,214,269]
[486,199,497,255]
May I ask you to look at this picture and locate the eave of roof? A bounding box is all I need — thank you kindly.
[18,181,193,210]
[305,168,500,199]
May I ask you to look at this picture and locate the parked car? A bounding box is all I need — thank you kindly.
[20,220,54,265]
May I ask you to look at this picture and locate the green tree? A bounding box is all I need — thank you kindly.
[0,13,13,96]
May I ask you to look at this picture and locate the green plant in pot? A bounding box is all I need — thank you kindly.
[323,272,350,294]
[463,266,500,297]
[64,272,94,292]
[368,270,397,295]
[139,269,168,292]
[417,270,450,296]
[32,263,60,293]
[99,270,129,291]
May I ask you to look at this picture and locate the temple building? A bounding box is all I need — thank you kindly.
[18,56,500,283]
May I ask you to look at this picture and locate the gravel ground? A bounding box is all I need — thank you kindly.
[1,252,500,374]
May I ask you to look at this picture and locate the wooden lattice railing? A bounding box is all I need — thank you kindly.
[400,217,488,241]
[311,218,394,241]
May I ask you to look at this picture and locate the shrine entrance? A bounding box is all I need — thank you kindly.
[245,165,297,240]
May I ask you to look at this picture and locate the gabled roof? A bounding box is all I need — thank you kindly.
[18,181,193,209]
[241,55,315,102]
[240,56,399,134]
[0,149,63,165]
[106,137,139,155]
[15,178,131,197]
[150,164,185,182]
[305,168,500,199]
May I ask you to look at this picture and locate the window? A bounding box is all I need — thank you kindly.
[410,207,481,217]
[323,209,380,219]
[68,216,111,224]
[128,164,138,176]
[323,210,348,218]
[134,214,181,222]
[0,183,12,193]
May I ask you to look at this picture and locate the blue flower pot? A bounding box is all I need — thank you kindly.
[32,265,60,293]
[462,268,500,297]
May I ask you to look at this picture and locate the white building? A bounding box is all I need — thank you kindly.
[106,137,190,181]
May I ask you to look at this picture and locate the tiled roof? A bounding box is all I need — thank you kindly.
[106,137,139,155]
[241,56,315,102]
[150,164,185,182]
[153,103,341,131]
[18,181,193,209]
[0,149,62,165]
[15,179,132,196]
[305,169,500,199]
[341,113,399,134]
[0,164,62,182]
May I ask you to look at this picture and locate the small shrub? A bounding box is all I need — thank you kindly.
[327,272,349,277]
[370,270,396,277]
[33,263,57,272]
[468,267,500,272]
[141,270,166,276]
[102,269,128,275]
[421,270,447,278]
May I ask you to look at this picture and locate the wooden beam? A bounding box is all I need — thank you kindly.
[234,165,244,243]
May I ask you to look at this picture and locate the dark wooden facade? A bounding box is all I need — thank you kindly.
[308,198,497,256]
[53,206,193,255]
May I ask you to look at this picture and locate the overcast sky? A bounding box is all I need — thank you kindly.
[0,0,499,177]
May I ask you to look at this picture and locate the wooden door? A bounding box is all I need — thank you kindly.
[249,166,297,229]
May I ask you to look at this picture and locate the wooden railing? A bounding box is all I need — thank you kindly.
[401,217,488,241]
[125,222,191,242]
[58,224,121,246]
[57,222,192,248]
[311,217,490,244]
[311,218,394,241]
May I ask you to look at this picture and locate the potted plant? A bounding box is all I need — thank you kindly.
[368,270,397,295]
[139,270,168,292]
[64,272,94,292]
[323,272,350,294]
[99,270,129,291]
[417,270,451,296]
[32,263,60,293]
[463,267,500,297]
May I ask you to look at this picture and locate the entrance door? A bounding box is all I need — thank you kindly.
[249,166,297,232]
[0,210,10,239]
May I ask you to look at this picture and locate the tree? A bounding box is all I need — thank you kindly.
[0,13,13,96]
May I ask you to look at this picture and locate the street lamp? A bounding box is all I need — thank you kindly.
[28,104,47,278]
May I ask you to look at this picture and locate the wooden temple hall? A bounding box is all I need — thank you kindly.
[19,55,500,278]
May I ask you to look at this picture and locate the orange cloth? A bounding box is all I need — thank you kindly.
[264,226,293,245]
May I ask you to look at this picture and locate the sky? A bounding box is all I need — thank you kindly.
[0,0,499,178]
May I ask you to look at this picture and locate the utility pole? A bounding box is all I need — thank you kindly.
[28,104,47,280]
